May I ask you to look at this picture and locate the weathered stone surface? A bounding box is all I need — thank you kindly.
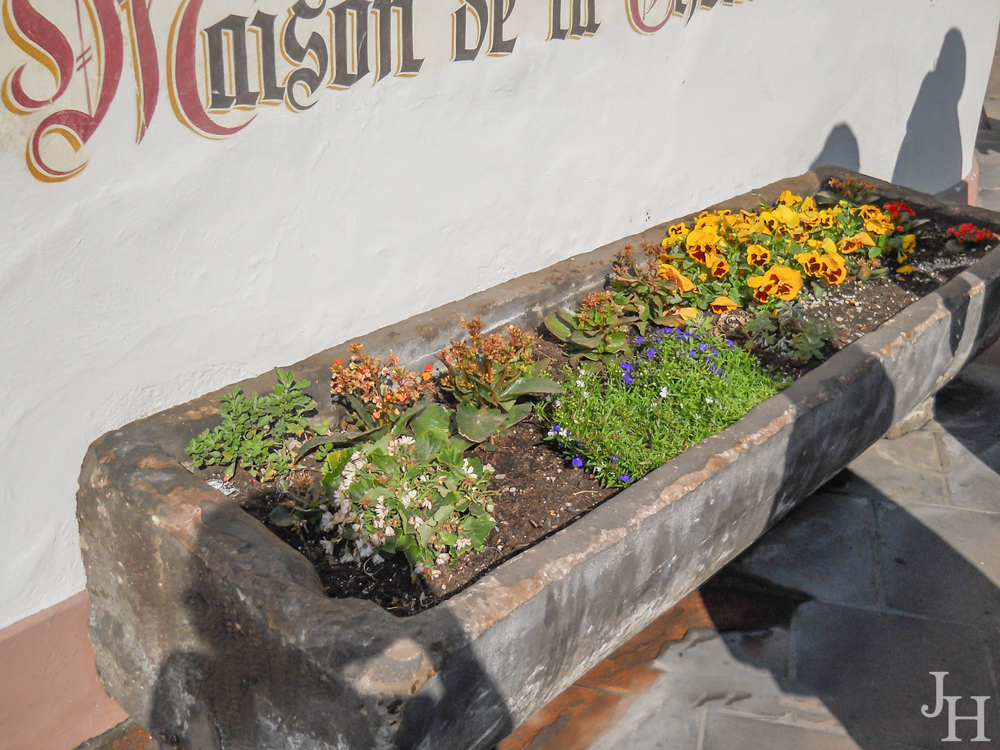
[884,397,935,440]
[77,168,1000,750]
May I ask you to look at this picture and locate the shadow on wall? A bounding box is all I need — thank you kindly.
[892,28,967,194]
[809,123,860,172]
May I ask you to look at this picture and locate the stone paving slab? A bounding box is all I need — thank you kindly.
[725,491,880,608]
[879,500,1000,624]
[793,601,998,747]
[701,714,859,750]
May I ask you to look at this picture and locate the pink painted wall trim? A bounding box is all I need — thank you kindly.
[0,592,128,750]
[967,155,981,206]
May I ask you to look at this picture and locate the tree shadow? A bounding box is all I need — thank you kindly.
[892,28,967,194]
[810,123,860,172]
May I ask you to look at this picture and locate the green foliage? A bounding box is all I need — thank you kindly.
[438,317,563,442]
[543,327,781,488]
[744,302,837,362]
[309,409,496,577]
[186,368,315,480]
[821,177,879,206]
[607,243,687,333]
[544,291,634,370]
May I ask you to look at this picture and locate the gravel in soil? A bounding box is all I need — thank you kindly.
[223,211,995,617]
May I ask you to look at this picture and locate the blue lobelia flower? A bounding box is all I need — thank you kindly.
[572,456,584,468]
[620,473,631,484]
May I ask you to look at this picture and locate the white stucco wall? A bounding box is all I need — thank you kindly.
[0,0,997,630]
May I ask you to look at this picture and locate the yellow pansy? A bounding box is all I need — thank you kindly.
[903,234,916,252]
[838,232,875,254]
[817,211,839,229]
[722,212,741,229]
[695,211,721,229]
[710,296,739,314]
[777,189,803,207]
[820,252,847,285]
[686,225,720,248]
[748,265,803,302]
[658,263,695,293]
[794,251,826,277]
[773,204,801,229]
[708,256,730,278]
[866,217,895,236]
[677,307,699,320]
[757,211,780,235]
[747,244,771,267]
[820,238,838,254]
[897,265,914,274]
[798,209,822,228]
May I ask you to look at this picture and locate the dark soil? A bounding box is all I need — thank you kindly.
[220,204,996,617]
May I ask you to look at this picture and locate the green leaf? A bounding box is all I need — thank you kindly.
[500,376,565,399]
[415,427,451,463]
[389,400,430,437]
[296,430,376,461]
[555,308,577,326]
[544,312,573,342]
[461,514,497,548]
[433,504,456,524]
[569,331,602,349]
[346,394,377,430]
[409,402,453,436]
[449,435,475,453]
[505,401,533,428]
[530,359,552,377]
[417,523,435,546]
[455,403,508,443]
[605,331,627,351]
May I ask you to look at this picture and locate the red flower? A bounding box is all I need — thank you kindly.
[884,201,915,222]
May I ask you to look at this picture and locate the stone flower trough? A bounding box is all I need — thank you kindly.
[78,167,1000,750]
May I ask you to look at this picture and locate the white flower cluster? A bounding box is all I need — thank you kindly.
[314,435,495,574]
